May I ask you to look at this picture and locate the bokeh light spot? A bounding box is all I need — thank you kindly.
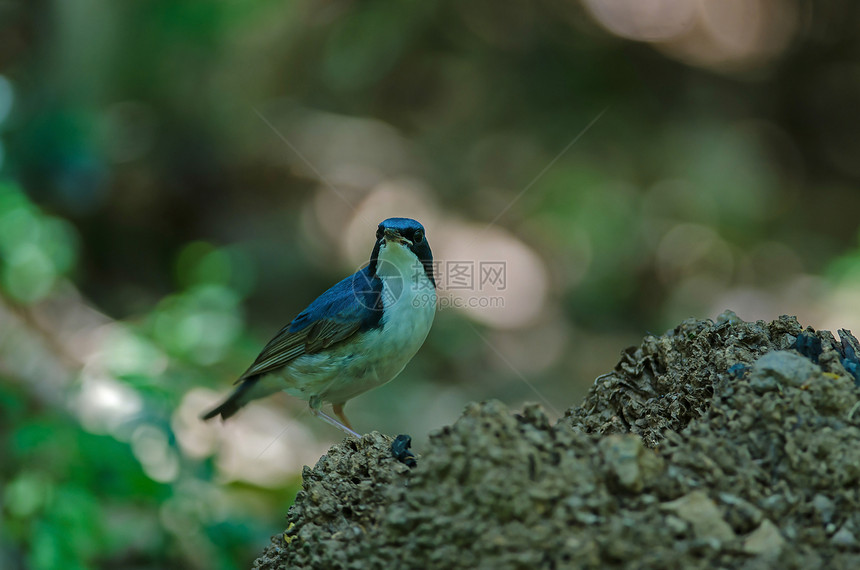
[582,0,697,42]
[2,244,57,302]
[131,424,180,483]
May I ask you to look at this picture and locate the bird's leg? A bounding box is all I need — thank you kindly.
[309,396,360,438]
[332,403,352,430]
[313,408,361,438]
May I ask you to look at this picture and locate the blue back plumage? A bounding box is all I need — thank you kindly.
[288,266,383,333]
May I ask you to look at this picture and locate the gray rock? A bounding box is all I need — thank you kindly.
[743,519,785,556]
[661,490,736,543]
[749,350,820,391]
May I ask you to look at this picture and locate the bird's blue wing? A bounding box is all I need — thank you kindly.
[237,267,383,380]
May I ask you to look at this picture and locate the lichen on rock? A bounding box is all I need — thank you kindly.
[254,314,860,569]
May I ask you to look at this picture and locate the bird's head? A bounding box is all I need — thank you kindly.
[369,217,435,287]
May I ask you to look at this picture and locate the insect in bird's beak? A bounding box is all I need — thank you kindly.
[383,228,411,246]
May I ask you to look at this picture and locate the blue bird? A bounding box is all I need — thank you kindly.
[201,217,437,437]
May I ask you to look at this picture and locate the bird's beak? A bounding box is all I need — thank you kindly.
[383,228,411,246]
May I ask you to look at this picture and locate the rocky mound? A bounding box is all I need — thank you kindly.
[254,313,860,569]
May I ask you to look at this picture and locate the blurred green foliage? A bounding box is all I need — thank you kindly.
[0,183,299,568]
[3,0,860,568]
[0,182,77,302]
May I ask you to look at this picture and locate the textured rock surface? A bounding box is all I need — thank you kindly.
[254,314,860,569]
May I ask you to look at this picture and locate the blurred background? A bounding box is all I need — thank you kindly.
[3,0,860,567]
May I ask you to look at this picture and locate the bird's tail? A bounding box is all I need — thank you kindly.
[201,377,268,421]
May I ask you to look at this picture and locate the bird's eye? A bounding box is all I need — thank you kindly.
[413,230,424,244]
[376,227,384,240]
